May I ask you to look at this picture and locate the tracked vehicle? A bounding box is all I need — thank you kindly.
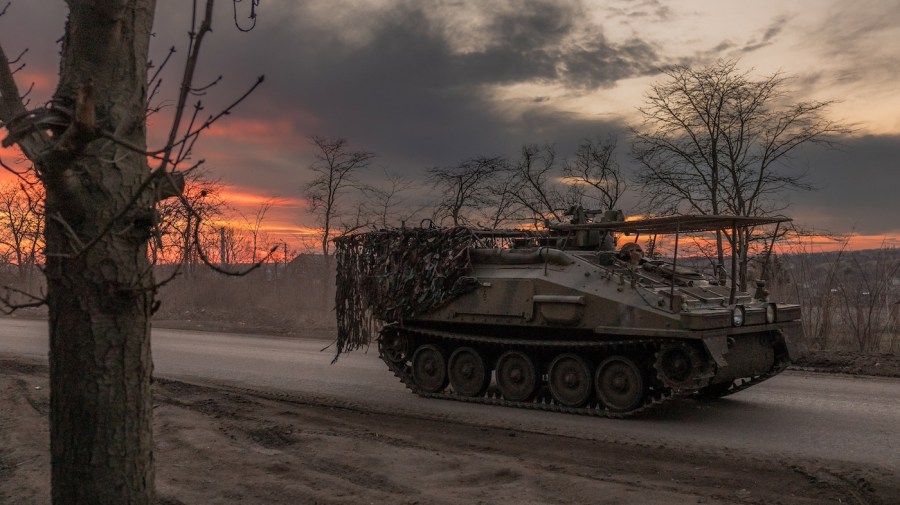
[333,210,805,417]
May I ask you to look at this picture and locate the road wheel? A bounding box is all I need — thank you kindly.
[448,347,490,397]
[548,353,593,407]
[412,344,448,393]
[595,356,646,413]
[495,350,537,402]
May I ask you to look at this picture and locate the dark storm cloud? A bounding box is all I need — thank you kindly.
[162,0,659,179]
[761,15,789,43]
[607,0,673,22]
[559,37,657,89]
[739,14,790,53]
[788,135,900,235]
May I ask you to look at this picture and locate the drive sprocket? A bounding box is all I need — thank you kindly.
[654,342,711,392]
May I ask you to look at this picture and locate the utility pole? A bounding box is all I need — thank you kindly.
[219,227,227,267]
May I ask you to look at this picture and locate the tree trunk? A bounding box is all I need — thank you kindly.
[43,2,157,503]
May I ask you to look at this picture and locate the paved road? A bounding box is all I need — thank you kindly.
[2,318,898,472]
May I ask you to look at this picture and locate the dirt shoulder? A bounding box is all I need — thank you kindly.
[792,350,900,378]
[2,356,897,505]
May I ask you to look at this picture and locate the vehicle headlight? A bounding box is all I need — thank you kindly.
[732,305,745,327]
[766,303,777,324]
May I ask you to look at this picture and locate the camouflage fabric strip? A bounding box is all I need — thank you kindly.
[333,227,481,358]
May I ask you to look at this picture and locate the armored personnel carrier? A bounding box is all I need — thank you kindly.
[333,210,804,417]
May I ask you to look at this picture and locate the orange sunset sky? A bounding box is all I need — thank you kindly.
[1,1,898,254]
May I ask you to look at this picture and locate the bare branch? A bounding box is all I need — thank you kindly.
[428,155,506,227]
[502,143,568,226]
[304,135,375,256]
[0,40,51,159]
[631,58,852,288]
[152,74,264,158]
[233,0,260,32]
[0,285,46,314]
[562,135,624,211]
[147,46,177,117]
[190,74,222,94]
[0,153,32,181]
[193,225,276,276]
[157,0,215,174]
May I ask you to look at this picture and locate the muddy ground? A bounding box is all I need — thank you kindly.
[1,357,897,505]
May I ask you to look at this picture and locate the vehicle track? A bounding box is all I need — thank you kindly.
[380,326,789,418]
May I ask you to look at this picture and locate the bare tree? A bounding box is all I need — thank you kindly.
[775,229,848,350]
[503,143,571,227]
[362,168,426,229]
[154,173,227,269]
[428,140,621,230]
[631,59,851,289]
[0,178,43,281]
[563,135,624,211]
[428,155,506,227]
[303,135,374,311]
[216,225,251,265]
[245,196,277,263]
[303,135,375,254]
[0,2,261,503]
[835,248,900,352]
[480,166,524,229]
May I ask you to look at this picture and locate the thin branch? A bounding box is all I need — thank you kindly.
[190,74,222,94]
[157,0,215,174]
[104,75,265,159]
[0,285,47,314]
[147,46,177,117]
[233,0,260,32]
[0,154,33,181]
[167,75,264,155]
[193,223,277,276]
[7,47,26,65]
[148,46,177,88]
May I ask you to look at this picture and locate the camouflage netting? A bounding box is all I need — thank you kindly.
[333,227,482,358]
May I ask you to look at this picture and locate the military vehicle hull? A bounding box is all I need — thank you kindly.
[375,246,802,416]
[334,214,804,417]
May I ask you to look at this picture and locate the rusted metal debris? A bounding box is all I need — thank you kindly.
[333,227,481,357]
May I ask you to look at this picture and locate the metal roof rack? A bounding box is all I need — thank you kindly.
[550,215,791,235]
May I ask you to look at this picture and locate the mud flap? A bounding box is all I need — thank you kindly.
[701,335,729,367]
[778,322,808,361]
